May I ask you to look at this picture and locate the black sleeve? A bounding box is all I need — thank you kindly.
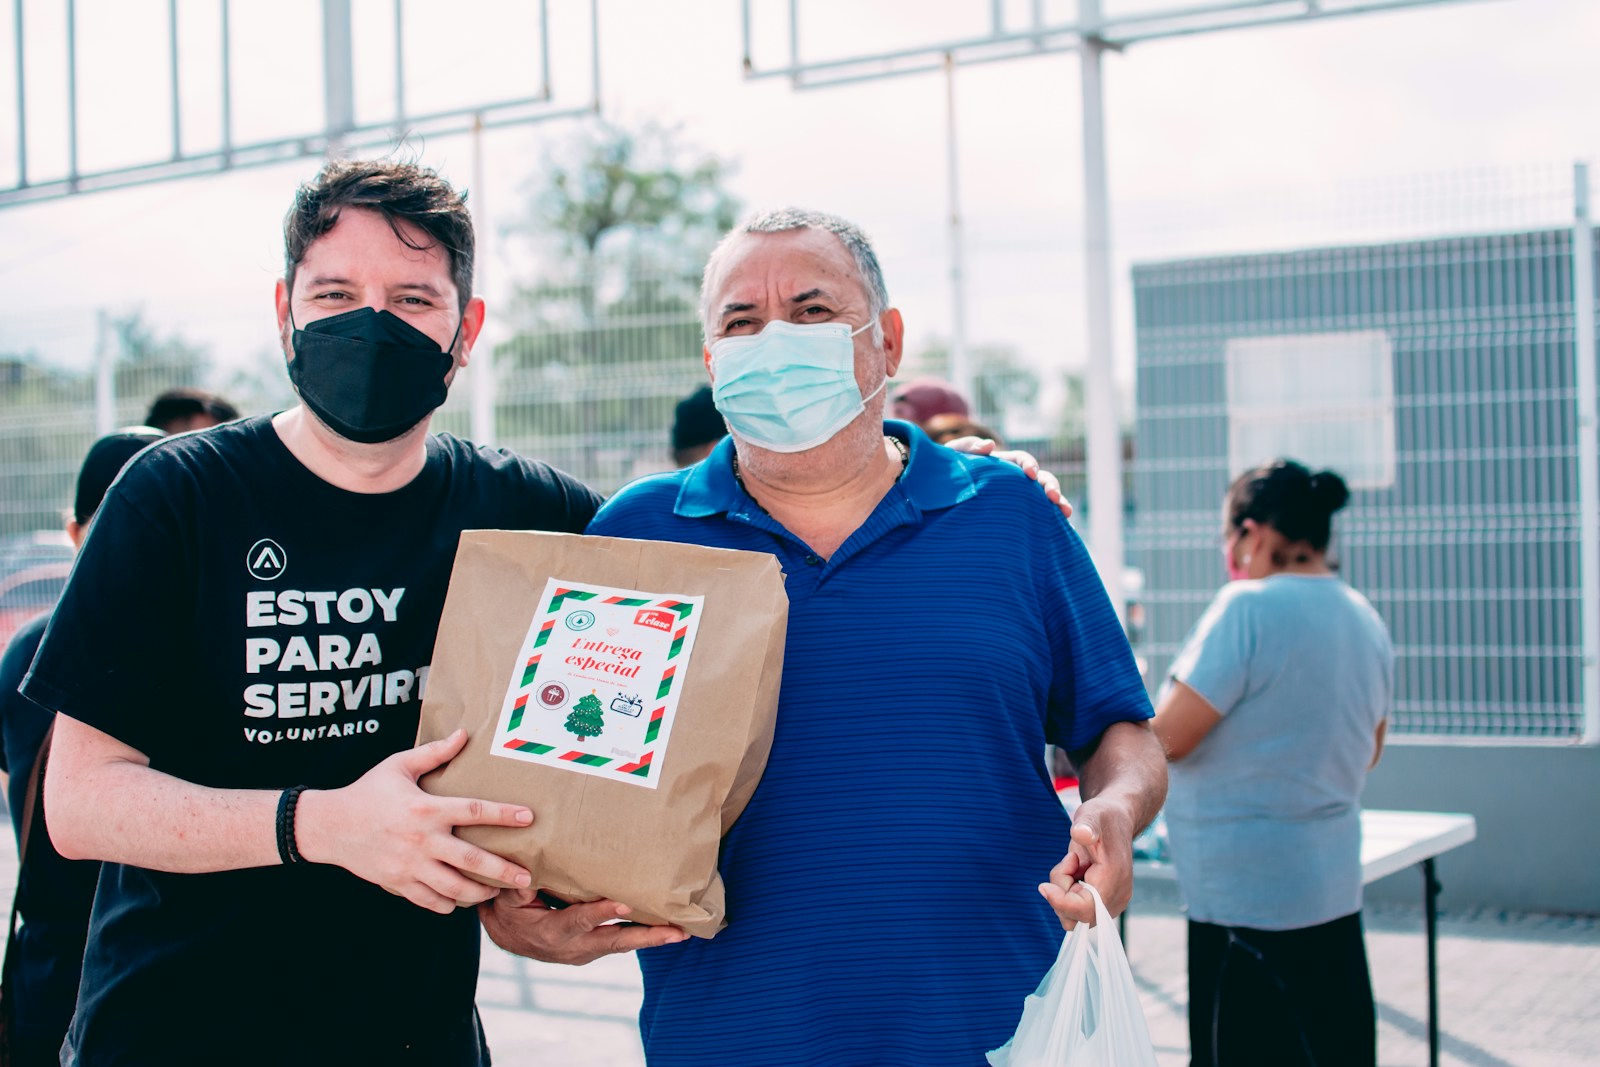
[1,616,50,836]
[21,469,193,759]
[0,616,49,777]
[540,463,605,531]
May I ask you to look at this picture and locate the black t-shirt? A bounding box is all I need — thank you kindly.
[22,416,603,1066]
[1,611,100,1058]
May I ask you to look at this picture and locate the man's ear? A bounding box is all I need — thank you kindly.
[274,279,291,350]
[453,296,488,369]
[880,308,905,379]
[66,518,86,550]
[703,344,714,381]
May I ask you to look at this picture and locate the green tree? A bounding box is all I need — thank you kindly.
[564,691,605,741]
[504,120,739,382]
[493,121,743,483]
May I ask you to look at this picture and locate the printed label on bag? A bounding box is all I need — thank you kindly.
[489,576,704,789]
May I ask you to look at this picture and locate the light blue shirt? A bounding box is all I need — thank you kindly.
[1164,574,1393,930]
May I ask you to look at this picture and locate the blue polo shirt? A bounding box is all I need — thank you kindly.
[585,421,1151,1067]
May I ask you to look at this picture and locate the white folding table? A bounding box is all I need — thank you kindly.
[1127,808,1477,1067]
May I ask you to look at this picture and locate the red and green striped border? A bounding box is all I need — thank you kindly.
[502,585,701,783]
[501,738,653,777]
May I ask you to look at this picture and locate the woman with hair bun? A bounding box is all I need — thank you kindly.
[1153,458,1393,1067]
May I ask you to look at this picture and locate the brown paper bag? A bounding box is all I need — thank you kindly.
[417,530,787,939]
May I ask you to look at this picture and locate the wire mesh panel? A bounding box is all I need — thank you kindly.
[1131,226,1598,741]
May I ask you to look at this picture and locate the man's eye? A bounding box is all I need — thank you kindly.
[799,305,831,318]
[724,318,757,334]
[316,291,349,301]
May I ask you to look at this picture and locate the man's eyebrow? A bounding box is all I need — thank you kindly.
[393,281,445,296]
[720,301,757,317]
[789,288,831,305]
[303,274,354,288]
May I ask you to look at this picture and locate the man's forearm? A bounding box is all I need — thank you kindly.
[1072,720,1168,836]
[46,715,280,872]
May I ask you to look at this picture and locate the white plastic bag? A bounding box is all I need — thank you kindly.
[987,884,1160,1067]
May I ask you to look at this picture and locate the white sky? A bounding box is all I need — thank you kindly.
[1,0,1596,426]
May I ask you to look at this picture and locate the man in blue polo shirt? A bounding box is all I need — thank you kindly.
[491,208,1167,1065]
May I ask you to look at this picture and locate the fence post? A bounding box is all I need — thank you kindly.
[1573,161,1599,744]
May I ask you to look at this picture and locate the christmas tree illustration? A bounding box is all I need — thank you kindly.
[565,691,605,740]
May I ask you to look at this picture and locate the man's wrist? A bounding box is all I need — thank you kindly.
[289,787,333,865]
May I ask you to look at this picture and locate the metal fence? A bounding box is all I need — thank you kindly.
[1129,168,1598,743]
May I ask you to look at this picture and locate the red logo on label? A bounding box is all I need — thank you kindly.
[538,683,568,708]
[634,608,675,632]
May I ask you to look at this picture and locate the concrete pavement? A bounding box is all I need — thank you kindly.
[477,879,1600,1067]
[4,848,1594,1064]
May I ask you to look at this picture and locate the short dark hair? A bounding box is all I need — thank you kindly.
[1224,458,1351,553]
[75,429,164,524]
[670,385,726,466]
[144,387,240,432]
[283,158,475,312]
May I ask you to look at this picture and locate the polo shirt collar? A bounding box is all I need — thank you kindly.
[672,419,978,519]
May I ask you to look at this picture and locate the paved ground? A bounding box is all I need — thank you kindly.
[476,879,1600,1067]
[5,850,1595,1065]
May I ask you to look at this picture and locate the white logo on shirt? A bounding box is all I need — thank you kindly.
[247,538,287,581]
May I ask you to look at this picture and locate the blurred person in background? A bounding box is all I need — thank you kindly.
[669,383,726,467]
[889,375,969,429]
[0,427,162,1067]
[142,386,240,434]
[1152,459,1393,1067]
[922,411,1004,447]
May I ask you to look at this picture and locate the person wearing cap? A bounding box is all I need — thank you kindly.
[670,384,727,468]
[890,375,971,429]
[0,428,162,1067]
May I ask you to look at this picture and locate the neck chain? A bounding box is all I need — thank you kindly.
[731,435,909,499]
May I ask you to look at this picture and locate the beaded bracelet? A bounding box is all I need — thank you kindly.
[276,784,308,865]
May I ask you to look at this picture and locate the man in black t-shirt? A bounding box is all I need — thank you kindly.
[22,160,685,1067]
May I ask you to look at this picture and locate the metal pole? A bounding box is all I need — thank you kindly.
[13,0,25,187]
[1078,0,1127,622]
[66,0,78,191]
[943,53,971,408]
[94,309,115,436]
[220,0,233,164]
[470,116,496,446]
[393,0,406,130]
[787,0,800,88]
[1422,857,1441,1067]
[588,0,600,112]
[169,0,181,159]
[1572,161,1599,743]
[322,0,355,155]
[538,0,551,99]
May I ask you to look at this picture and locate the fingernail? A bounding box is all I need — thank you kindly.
[515,872,531,887]
[515,809,533,824]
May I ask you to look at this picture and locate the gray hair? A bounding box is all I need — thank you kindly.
[699,207,891,344]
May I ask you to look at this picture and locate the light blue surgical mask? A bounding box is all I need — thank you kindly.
[709,319,882,453]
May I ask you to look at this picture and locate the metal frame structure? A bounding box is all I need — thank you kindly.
[1573,162,1599,743]
[741,0,1488,624]
[2,0,601,209]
